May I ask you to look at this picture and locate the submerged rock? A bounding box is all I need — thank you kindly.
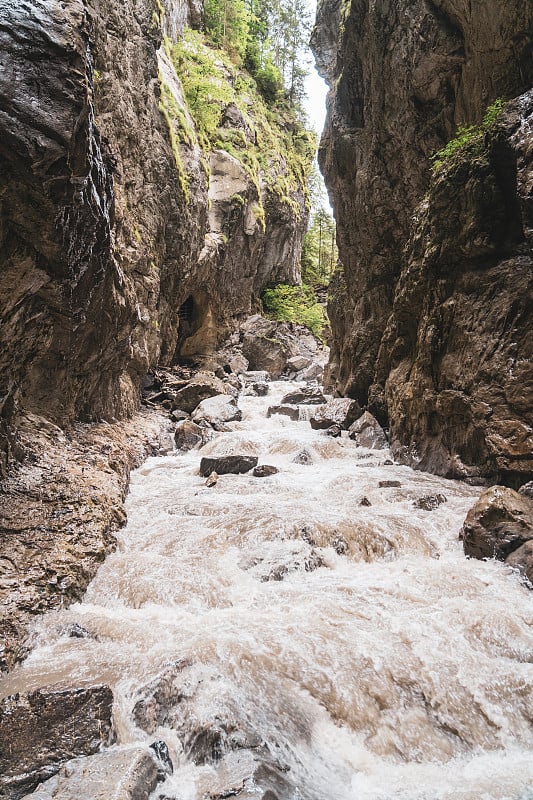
[253,465,279,477]
[199,456,258,477]
[310,398,362,430]
[413,494,447,511]
[379,481,402,488]
[462,486,533,569]
[0,685,113,799]
[348,411,388,450]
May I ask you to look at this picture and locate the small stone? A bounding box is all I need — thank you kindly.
[462,486,533,563]
[192,395,242,425]
[518,481,533,501]
[383,459,393,465]
[199,456,258,477]
[174,420,205,452]
[228,354,249,374]
[359,496,372,506]
[66,623,90,639]
[281,388,326,405]
[378,480,401,488]
[326,424,342,437]
[332,536,348,555]
[149,741,174,781]
[253,465,279,477]
[293,449,313,464]
[205,471,218,487]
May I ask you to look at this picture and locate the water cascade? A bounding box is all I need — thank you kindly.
[2,382,532,799]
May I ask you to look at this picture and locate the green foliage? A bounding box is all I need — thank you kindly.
[201,0,311,111]
[204,0,250,62]
[158,77,191,201]
[170,29,315,216]
[301,207,337,284]
[262,284,327,338]
[432,98,505,171]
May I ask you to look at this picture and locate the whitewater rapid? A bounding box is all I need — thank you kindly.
[2,382,532,799]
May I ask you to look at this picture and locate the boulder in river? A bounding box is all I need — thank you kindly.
[379,480,401,488]
[348,411,388,449]
[413,494,447,511]
[281,388,326,405]
[20,747,160,800]
[192,395,242,426]
[253,465,279,477]
[241,317,291,378]
[267,405,300,421]
[0,685,113,799]
[199,456,258,477]
[310,398,362,430]
[462,486,533,567]
[173,373,227,414]
[174,420,208,451]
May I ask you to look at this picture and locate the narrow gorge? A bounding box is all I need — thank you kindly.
[0,0,532,799]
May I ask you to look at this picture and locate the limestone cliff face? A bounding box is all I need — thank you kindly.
[312,0,533,483]
[0,0,308,474]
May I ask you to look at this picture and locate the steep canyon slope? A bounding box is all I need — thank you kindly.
[0,0,311,475]
[0,0,312,668]
[312,0,533,483]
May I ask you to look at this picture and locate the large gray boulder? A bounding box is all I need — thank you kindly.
[0,685,113,799]
[192,395,242,425]
[173,373,227,414]
[310,398,362,430]
[348,411,388,449]
[20,747,160,800]
[462,486,533,583]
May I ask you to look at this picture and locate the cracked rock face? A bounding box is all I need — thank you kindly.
[312,0,533,483]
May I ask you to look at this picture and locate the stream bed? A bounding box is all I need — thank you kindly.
[2,382,532,799]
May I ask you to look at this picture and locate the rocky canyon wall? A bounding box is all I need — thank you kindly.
[0,0,310,475]
[312,0,533,484]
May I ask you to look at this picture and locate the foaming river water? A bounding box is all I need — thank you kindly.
[2,382,533,799]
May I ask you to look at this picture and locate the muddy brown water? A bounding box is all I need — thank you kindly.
[2,383,532,799]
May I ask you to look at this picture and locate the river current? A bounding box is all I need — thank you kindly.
[3,382,533,799]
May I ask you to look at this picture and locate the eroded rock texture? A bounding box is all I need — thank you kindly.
[0,0,309,475]
[312,0,533,483]
[0,0,310,665]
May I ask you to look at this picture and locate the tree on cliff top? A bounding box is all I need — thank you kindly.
[204,0,312,109]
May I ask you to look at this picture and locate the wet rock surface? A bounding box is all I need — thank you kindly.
[192,395,242,426]
[199,456,258,477]
[348,412,388,450]
[310,398,362,430]
[462,486,533,581]
[20,747,160,800]
[0,685,113,799]
[312,0,533,484]
[0,410,169,672]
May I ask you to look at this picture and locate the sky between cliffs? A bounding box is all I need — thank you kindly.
[303,0,328,136]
